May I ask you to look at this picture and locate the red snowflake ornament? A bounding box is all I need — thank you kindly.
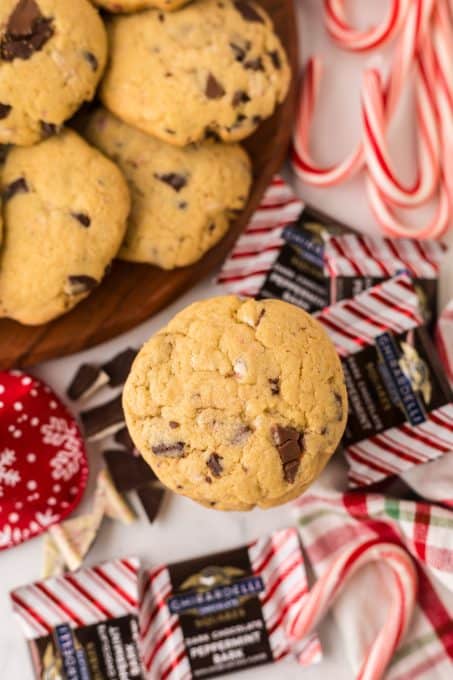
[0,371,88,549]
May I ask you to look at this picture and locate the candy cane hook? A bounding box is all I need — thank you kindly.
[287,539,418,680]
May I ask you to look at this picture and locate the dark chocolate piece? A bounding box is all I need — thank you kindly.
[152,442,185,457]
[154,173,187,192]
[114,427,136,451]
[169,421,180,429]
[268,50,281,69]
[2,177,28,201]
[0,104,12,119]
[66,275,98,295]
[82,50,98,71]
[80,394,125,440]
[205,73,225,99]
[103,449,156,492]
[268,377,280,395]
[229,42,247,61]
[232,90,250,107]
[271,424,304,483]
[67,363,107,401]
[71,212,91,227]
[234,0,264,23]
[0,0,54,62]
[206,453,223,478]
[244,58,264,71]
[137,485,165,523]
[101,347,137,387]
[40,121,59,138]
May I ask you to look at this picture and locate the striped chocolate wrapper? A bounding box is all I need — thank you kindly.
[217,176,446,329]
[11,557,144,680]
[316,274,453,487]
[139,527,321,679]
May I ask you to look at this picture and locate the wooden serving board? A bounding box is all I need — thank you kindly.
[0,0,299,370]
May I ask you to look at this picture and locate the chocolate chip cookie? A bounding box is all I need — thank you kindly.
[92,0,189,12]
[123,297,347,510]
[83,109,251,269]
[100,0,290,146]
[0,129,130,325]
[0,0,107,146]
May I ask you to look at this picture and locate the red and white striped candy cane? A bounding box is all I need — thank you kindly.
[291,57,365,187]
[324,0,409,52]
[287,539,418,680]
[292,0,453,239]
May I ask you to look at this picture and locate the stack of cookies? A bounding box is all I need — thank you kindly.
[0,0,290,324]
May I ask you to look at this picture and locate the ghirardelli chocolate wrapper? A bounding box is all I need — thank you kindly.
[139,528,321,679]
[217,175,446,330]
[11,557,145,680]
[316,274,453,488]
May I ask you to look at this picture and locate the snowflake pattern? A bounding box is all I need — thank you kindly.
[41,417,84,482]
[0,449,20,497]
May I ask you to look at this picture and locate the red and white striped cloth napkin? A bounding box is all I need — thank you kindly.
[293,489,453,679]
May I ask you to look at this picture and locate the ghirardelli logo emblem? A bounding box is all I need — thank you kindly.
[399,342,432,404]
[180,566,245,593]
[167,566,265,616]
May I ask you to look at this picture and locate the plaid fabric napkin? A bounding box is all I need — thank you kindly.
[293,489,453,679]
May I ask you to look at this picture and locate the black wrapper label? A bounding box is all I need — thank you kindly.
[167,546,273,678]
[342,326,453,445]
[29,615,144,680]
[257,243,330,313]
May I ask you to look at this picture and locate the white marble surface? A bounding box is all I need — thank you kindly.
[0,1,452,679]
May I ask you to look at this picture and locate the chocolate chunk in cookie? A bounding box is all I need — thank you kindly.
[65,275,98,295]
[0,0,54,62]
[152,441,185,457]
[2,177,28,201]
[71,212,91,227]
[207,452,223,477]
[154,172,187,192]
[271,424,304,483]
[206,73,225,99]
[233,0,264,23]
[0,104,12,119]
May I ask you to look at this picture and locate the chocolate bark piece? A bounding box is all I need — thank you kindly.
[103,449,156,492]
[271,424,304,483]
[2,177,28,201]
[0,0,54,62]
[114,427,135,451]
[136,485,165,523]
[80,395,125,441]
[101,347,137,387]
[67,363,108,401]
[65,275,98,295]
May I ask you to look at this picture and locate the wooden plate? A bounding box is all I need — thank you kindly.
[0,0,298,370]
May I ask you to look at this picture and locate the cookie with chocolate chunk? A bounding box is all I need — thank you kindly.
[0,129,130,325]
[123,297,347,510]
[83,109,251,269]
[100,0,290,147]
[92,0,189,12]
[0,0,107,146]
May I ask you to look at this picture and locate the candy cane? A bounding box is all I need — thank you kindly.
[292,0,453,239]
[287,539,418,680]
[291,58,364,187]
[324,0,409,52]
